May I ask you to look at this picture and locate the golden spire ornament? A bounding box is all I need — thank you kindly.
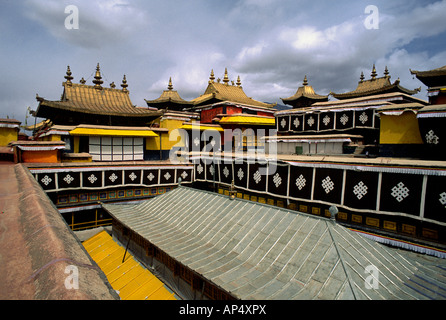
[223,68,229,84]
[236,75,241,87]
[167,77,173,90]
[121,74,128,92]
[92,63,103,89]
[64,66,73,86]
[371,64,377,80]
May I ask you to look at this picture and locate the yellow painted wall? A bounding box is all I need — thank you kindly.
[0,128,18,147]
[146,118,185,151]
[379,112,423,144]
[73,136,80,153]
[39,134,61,142]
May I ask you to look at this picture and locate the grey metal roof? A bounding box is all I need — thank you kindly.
[103,186,446,300]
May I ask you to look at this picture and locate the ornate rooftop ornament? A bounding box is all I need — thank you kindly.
[236,75,241,87]
[371,64,377,80]
[223,68,229,84]
[110,82,116,88]
[121,74,128,92]
[167,77,173,90]
[79,77,86,84]
[92,63,103,89]
[64,66,73,86]
[384,66,390,77]
[360,71,365,83]
[209,69,215,83]
[303,75,308,86]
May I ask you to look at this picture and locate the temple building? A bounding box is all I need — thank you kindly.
[184,69,276,152]
[281,75,329,108]
[274,66,428,157]
[33,64,170,162]
[144,77,193,111]
[331,65,421,100]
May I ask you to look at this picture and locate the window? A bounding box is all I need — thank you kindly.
[89,136,144,161]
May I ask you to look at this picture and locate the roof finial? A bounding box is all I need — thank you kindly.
[79,77,86,85]
[371,64,377,80]
[384,66,389,77]
[64,66,73,86]
[209,69,215,83]
[360,71,365,83]
[223,68,229,84]
[121,74,128,92]
[236,75,241,87]
[303,75,308,86]
[168,77,173,90]
[110,82,116,88]
[92,63,103,89]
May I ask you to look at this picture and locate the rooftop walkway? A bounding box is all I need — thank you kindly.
[83,230,177,300]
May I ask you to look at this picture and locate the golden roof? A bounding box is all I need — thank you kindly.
[281,75,329,107]
[410,65,446,78]
[410,65,446,87]
[191,69,276,109]
[331,65,421,100]
[144,77,193,108]
[36,64,160,118]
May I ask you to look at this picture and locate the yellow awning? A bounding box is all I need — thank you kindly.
[180,124,224,132]
[70,127,158,137]
[219,115,276,126]
[83,231,176,300]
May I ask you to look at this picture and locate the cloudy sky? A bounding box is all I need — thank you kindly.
[1,0,446,127]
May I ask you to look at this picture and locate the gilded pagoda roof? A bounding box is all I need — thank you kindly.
[281,76,329,107]
[410,65,446,87]
[330,65,421,100]
[144,77,193,109]
[36,65,161,118]
[191,69,276,109]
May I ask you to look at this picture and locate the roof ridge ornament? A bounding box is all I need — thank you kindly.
[79,77,86,84]
[371,64,377,80]
[236,75,242,87]
[359,71,365,83]
[121,74,128,92]
[384,65,390,77]
[64,66,73,86]
[223,68,230,84]
[168,77,173,90]
[303,75,308,86]
[209,69,215,83]
[92,63,103,89]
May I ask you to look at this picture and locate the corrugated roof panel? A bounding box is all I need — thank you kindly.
[103,187,446,300]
